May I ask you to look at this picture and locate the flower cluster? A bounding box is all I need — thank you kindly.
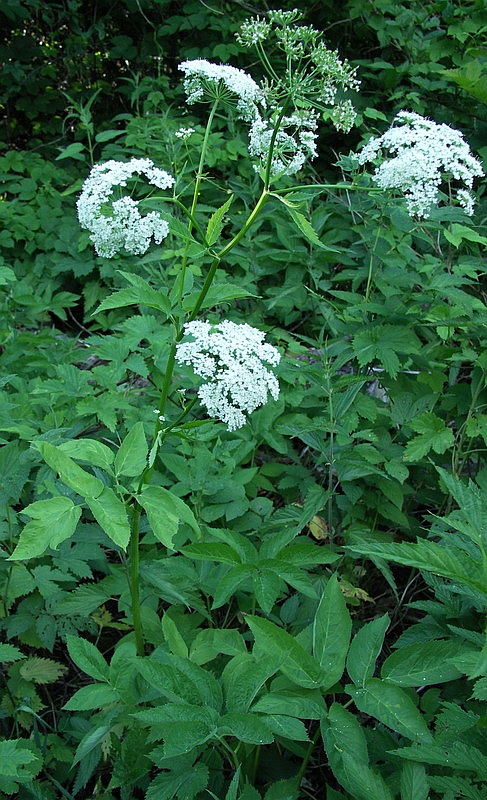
[236,10,360,133]
[178,59,264,122]
[175,320,281,431]
[358,111,484,218]
[77,159,175,257]
[249,110,318,176]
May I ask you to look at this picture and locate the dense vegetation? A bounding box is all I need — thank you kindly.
[1,1,487,798]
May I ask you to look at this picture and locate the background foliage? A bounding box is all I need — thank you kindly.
[1,1,486,799]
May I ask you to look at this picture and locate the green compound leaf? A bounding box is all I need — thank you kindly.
[114,421,148,477]
[138,485,201,549]
[272,193,337,251]
[9,497,82,560]
[217,712,274,745]
[34,441,104,498]
[347,678,433,743]
[313,574,352,690]
[86,487,131,550]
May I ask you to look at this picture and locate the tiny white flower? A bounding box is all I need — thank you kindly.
[358,111,484,218]
[178,59,264,121]
[175,126,196,140]
[77,158,174,257]
[248,110,318,176]
[175,320,281,431]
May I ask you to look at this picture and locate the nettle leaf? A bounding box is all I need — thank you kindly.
[352,325,420,379]
[313,574,352,690]
[0,643,25,662]
[347,678,433,743]
[381,640,466,686]
[9,497,82,560]
[138,485,200,549]
[347,613,390,687]
[145,762,209,800]
[19,656,67,684]
[86,487,130,550]
[206,194,234,246]
[114,421,148,477]
[403,413,455,461]
[0,739,40,777]
[246,616,322,689]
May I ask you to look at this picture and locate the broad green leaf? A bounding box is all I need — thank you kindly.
[206,194,234,245]
[189,628,247,665]
[73,724,111,765]
[0,643,25,662]
[347,678,433,743]
[145,763,209,800]
[247,616,322,688]
[218,712,274,745]
[223,654,278,712]
[34,441,103,498]
[252,567,284,614]
[347,538,487,601]
[443,222,487,248]
[390,740,487,778]
[66,635,109,682]
[0,740,40,776]
[404,413,455,461]
[63,683,120,711]
[264,778,300,800]
[347,613,389,686]
[264,714,310,741]
[138,485,201,549]
[94,272,170,315]
[137,653,222,710]
[163,721,216,757]
[58,438,115,471]
[381,640,465,686]
[252,690,325,720]
[162,613,189,658]
[313,574,352,690]
[182,282,256,312]
[114,421,148,477]
[272,193,337,251]
[19,656,66,684]
[86,487,130,550]
[9,497,82,560]
[323,703,393,800]
[211,565,253,610]
[182,542,242,565]
[352,325,420,379]
[400,761,429,800]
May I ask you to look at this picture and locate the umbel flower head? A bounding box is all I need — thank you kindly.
[77,158,175,257]
[358,111,484,218]
[178,59,264,121]
[175,320,281,431]
[249,110,318,177]
[236,9,360,132]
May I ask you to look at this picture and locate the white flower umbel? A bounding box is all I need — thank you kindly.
[178,59,264,121]
[77,158,175,257]
[175,320,281,431]
[249,110,318,176]
[358,111,484,218]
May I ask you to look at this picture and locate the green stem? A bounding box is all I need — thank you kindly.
[365,217,384,302]
[129,503,145,657]
[178,99,220,304]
